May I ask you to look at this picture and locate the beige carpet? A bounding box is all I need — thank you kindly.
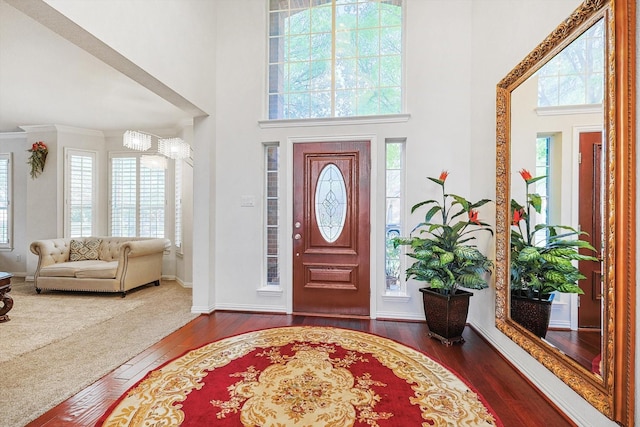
[0,278,199,427]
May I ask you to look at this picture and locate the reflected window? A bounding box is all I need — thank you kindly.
[535,136,550,228]
[537,19,604,107]
[268,0,403,119]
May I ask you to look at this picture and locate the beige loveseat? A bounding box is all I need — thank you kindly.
[30,237,170,296]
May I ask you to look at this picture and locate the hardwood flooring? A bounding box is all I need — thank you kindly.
[27,312,576,427]
[545,328,601,372]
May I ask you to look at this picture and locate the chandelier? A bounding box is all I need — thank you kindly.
[122,130,152,151]
[158,137,191,159]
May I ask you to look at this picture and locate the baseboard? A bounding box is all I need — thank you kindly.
[469,322,608,427]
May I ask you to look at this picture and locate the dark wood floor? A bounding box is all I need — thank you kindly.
[27,312,576,427]
[545,328,601,373]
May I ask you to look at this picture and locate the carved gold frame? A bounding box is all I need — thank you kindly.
[495,0,635,424]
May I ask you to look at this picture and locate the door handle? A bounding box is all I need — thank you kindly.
[294,233,301,240]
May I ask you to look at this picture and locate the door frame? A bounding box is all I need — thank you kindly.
[570,124,603,330]
[284,134,378,317]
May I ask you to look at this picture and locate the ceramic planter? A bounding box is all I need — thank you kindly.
[419,287,472,346]
[510,292,555,338]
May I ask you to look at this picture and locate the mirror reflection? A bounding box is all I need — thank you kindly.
[509,18,604,375]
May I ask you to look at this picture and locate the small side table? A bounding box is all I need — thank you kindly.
[0,272,13,323]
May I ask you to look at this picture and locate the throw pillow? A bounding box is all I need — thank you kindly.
[69,239,102,261]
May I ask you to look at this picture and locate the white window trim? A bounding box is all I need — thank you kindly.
[64,148,97,238]
[0,153,13,250]
[262,142,281,289]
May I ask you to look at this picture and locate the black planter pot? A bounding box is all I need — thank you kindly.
[419,287,472,346]
[510,292,555,338]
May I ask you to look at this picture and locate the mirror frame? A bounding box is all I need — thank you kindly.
[495,0,635,423]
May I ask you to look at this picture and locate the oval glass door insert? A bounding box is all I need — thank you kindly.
[315,163,347,243]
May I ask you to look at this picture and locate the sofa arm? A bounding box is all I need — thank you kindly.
[120,238,171,258]
[30,239,70,267]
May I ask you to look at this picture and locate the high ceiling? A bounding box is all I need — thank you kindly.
[0,0,193,134]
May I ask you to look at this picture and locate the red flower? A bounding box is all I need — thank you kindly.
[512,208,524,225]
[519,169,532,181]
[31,143,38,151]
[37,141,47,150]
[468,209,480,225]
[439,170,449,182]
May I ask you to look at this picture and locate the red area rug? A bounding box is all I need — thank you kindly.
[98,326,502,426]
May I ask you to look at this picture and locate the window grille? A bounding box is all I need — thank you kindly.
[385,140,404,292]
[268,0,403,119]
[265,143,280,286]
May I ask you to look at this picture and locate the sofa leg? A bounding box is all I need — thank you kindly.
[154,280,160,287]
[36,288,41,294]
[121,291,126,298]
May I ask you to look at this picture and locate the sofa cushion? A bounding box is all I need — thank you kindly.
[39,260,117,279]
[70,239,101,261]
[74,261,118,279]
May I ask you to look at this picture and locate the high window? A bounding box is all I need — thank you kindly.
[65,149,96,238]
[268,0,403,119]
[0,154,12,248]
[385,139,404,292]
[110,155,165,238]
[264,143,280,286]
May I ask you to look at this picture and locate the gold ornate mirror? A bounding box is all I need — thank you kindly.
[495,0,635,424]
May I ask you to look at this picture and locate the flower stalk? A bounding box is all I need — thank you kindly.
[393,171,493,294]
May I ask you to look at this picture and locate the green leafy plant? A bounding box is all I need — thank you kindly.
[393,171,493,294]
[510,169,598,299]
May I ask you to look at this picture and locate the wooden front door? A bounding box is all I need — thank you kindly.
[292,141,370,317]
[578,131,603,328]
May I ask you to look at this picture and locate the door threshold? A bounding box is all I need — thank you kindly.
[293,311,370,320]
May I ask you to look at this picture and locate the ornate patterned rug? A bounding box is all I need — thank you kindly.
[98,326,502,426]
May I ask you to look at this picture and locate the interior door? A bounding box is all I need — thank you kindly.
[292,141,370,317]
[577,131,602,328]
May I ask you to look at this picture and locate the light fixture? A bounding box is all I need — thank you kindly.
[123,130,151,151]
[158,137,191,159]
[140,155,168,170]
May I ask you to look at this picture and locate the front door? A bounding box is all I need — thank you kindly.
[578,131,603,328]
[292,141,370,317]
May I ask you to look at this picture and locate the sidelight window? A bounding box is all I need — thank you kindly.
[385,139,404,292]
[265,143,280,287]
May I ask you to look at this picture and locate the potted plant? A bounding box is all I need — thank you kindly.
[510,169,598,338]
[393,171,493,345]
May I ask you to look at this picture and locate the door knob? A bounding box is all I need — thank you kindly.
[294,233,301,240]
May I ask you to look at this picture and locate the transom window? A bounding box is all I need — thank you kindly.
[268,0,403,119]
